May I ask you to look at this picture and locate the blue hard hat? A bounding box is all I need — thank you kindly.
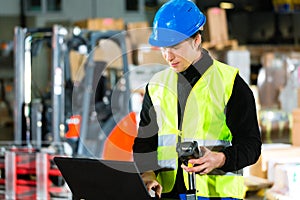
[149,0,206,47]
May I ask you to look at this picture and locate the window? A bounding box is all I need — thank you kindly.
[126,0,138,11]
[26,0,42,12]
[25,0,62,13]
[47,0,62,12]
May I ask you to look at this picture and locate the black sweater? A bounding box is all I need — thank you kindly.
[133,49,262,198]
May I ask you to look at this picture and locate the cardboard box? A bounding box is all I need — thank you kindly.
[69,38,133,84]
[244,175,273,192]
[292,108,300,146]
[249,144,300,179]
[93,39,123,69]
[126,21,151,45]
[93,36,133,68]
[127,21,151,46]
[74,18,125,31]
[126,22,152,65]
[298,88,300,108]
[127,27,152,47]
[136,44,168,66]
[206,7,228,44]
[69,50,86,82]
[249,155,266,178]
[127,21,149,30]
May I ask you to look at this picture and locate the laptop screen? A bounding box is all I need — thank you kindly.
[54,156,154,200]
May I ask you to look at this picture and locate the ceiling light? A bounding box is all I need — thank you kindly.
[219,2,234,9]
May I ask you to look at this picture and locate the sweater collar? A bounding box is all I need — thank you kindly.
[180,48,213,77]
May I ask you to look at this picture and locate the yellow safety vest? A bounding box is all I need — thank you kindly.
[148,60,244,199]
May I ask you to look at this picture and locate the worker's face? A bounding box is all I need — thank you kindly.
[160,35,201,73]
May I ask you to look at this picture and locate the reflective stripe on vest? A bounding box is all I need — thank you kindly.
[184,139,231,147]
[148,60,244,198]
[157,133,178,170]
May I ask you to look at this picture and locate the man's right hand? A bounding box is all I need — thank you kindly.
[141,171,163,198]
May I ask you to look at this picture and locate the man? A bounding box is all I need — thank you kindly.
[133,0,262,199]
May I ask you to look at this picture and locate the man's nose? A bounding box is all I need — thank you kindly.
[165,49,175,61]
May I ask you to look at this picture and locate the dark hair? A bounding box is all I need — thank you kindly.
[190,30,203,39]
[189,30,203,49]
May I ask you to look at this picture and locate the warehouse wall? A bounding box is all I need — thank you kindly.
[0,0,151,39]
[0,0,19,15]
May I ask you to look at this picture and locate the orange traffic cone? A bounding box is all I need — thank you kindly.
[102,112,138,161]
[65,115,81,139]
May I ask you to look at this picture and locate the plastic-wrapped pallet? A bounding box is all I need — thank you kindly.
[268,163,300,198]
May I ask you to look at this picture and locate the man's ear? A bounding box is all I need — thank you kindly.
[194,33,202,49]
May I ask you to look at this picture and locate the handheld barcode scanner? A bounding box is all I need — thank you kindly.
[176,141,202,200]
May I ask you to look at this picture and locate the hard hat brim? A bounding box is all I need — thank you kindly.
[148,27,191,47]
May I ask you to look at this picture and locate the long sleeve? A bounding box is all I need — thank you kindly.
[133,85,160,173]
[221,74,262,172]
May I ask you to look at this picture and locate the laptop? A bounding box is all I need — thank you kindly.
[54,156,160,200]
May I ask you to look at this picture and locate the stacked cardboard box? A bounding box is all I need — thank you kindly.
[93,39,124,69]
[292,109,300,146]
[248,144,300,198]
[69,50,87,83]
[74,18,125,31]
[249,144,300,178]
[126,21,151,46]
[203,7,238,50]
[206,7,228,44]
[136,44,167,66]
[126,21,152,65]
